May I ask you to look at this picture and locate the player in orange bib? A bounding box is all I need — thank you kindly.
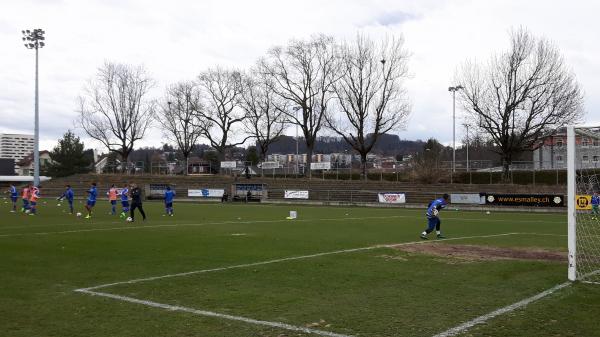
[21,184,31,213]
[108,184,118,215]
[29,185,41,215]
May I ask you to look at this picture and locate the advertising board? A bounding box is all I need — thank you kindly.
[377,193,406,204]
[284,190,309,199]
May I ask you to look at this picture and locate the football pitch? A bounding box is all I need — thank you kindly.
[1,201,599,337]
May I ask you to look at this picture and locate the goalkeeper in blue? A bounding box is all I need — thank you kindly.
[420,193,449,240]
[164,186,175,216]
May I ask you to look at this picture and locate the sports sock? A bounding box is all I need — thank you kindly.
[436,230,441,235]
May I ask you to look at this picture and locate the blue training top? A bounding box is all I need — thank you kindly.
[61,188,74,201]
[164,190,175,203]
[426,198,447,218]
[592,195,600,206]
[121,188,129,201]
[10,186,17,197]
[88,186,97,202]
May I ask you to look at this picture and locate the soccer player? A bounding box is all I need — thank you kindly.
[107,184,118,215]
[592,192,600,219]
[6,184,18,212]
[164,186,175,216]
[21,184,31,213]
[29,185,40,215]
[420,193,450,240]
[84,182,98,219]
[58,185,75,214]
[120,185,130,218]
[129,183,146,222]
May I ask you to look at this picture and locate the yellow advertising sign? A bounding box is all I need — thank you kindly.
[576,195,592,210]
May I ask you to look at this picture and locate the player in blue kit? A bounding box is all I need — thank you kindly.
[6,184,18,213]
[420,194,450,240]
[58,185,75,214]
[120,185,130,218]
[164,186,175,216]
[84,183,97,219]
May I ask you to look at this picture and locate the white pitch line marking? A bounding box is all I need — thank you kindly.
[75,289,354,337]
[77,233,517,291]
[432,281,572,337]
[0,213,565,238]
[0,215,403,238]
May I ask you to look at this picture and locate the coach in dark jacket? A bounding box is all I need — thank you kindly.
[130,184,146,221]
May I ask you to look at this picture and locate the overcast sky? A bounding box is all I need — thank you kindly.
[1,0,599,153]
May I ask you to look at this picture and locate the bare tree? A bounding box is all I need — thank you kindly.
[78,62,155,170]
[195,67,249,161]
[327,34,410,179]
[456,28,584,179]
[155,81,204,174]
[238,71,286,161]
[260,34,339,177]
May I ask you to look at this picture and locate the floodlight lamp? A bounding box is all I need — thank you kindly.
[39,42,45,47]
[26,29,30,33]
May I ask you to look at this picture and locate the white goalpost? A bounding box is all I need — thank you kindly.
[567,125,600,283]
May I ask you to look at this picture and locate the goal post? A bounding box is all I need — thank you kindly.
[567,126,576,281]
[567,125,600,283]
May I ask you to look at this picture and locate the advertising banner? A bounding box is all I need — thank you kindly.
[484,194,564,207]
[284,190,309,199]
[220,161,237,169]
[310,162,331,170]
[576,195,592,210]
[450,193,483,204]
[260,161,280,169]
[377,193,406,204]
[188,189,225,198]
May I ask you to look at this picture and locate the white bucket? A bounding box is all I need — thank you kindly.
[289,210,297,219]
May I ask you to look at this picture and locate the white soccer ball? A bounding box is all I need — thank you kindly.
[25,209,30,214]
[76,212,82,217]
[126,217,133,222]
[486,211,491,215]
[57,203,61,207]
[432,208,439,217]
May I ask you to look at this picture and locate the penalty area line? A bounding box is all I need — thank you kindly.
[77,232,517,291]
[75,289,354,337]
[432,281,572,337]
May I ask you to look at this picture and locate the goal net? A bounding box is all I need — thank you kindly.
[568,126,600,283]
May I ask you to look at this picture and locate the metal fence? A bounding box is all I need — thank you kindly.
[91,160,572,185]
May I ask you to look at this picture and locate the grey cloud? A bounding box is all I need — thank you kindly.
[374,11,418,26]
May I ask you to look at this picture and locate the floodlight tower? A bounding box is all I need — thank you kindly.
[448,85,464,182]
[22,29,45,187]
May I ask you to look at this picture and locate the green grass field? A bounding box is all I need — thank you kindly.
[1,200,599,337]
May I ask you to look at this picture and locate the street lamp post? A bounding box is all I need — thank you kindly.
[463,123,470,172]
[22,29,45,187]
[292,106,302,177]
[448,85,463,183]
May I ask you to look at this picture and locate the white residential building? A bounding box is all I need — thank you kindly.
[0,133,34,162]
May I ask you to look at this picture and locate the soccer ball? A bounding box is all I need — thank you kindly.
[126,217,133,222]
[486,211,491,215]
[431,208,439,217]
[76,212,82,217]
